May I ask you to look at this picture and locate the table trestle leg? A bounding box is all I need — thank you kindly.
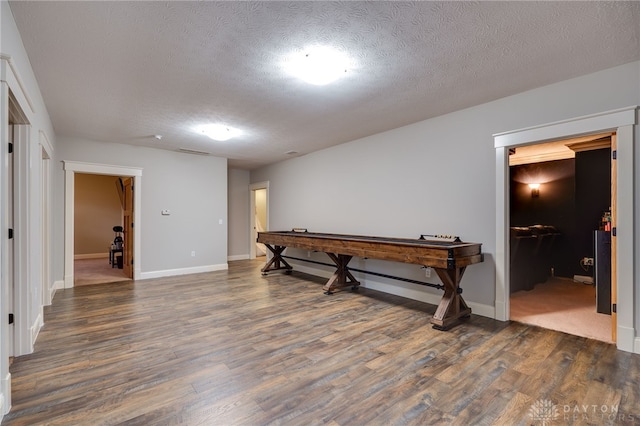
[431,267,471,330]
[323,253,360,294]
[261,244,293,275]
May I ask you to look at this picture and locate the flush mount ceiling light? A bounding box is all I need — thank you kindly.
[197,124,241,141]
[285,46,352,86]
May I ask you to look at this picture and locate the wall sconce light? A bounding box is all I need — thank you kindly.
[528,183,540,198]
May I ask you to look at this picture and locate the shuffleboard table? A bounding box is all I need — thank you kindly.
[257,230,483,330]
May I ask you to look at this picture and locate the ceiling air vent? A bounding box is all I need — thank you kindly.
[177,148,211,156]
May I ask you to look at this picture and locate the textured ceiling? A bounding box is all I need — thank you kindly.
[9,1,640,169]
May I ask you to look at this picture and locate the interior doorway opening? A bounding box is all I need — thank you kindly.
[494,106,636,353]
[249,182,269,260]
[507,134,614,343]
[73,173,132,286]
[63,162,142,288]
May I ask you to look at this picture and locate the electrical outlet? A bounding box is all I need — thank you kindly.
[425,267,431,278]
[191,251,196,257]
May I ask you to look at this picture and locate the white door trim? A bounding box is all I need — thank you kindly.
[40,131,52,306]
[12,125,32,356]
[249,181,269,260]
[63,161,143,287]
[0,53,37,417]
[494,106,637,353]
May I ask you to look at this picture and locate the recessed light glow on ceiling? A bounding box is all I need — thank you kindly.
[285,46,352,86]
[197,124,241,141]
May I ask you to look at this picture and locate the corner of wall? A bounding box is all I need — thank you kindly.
[633,336,640,355]
[63,274,73,289]
[31,312,43,347]
[1,370,10,416]
[51,280,64,302]
[617,325,636,353]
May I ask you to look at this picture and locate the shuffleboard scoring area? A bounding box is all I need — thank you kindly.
[257,230,483,330]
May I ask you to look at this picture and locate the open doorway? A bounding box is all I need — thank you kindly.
[249,182,269,260]
[73,173,132,286]
[507,134,614,343]
[63,161,142,288]
[495,106,636,353]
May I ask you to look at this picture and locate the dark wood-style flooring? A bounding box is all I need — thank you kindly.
[2,260,639,425]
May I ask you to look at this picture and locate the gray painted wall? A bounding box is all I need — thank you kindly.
[54,138,228,278]
[249,61,640,319]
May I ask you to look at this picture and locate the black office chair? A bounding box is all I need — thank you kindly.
[113,226,124,249]
[110,226,124,268]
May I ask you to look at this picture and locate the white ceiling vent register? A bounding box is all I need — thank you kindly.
[177,148,211,156]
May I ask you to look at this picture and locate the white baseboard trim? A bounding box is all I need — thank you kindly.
[293,263,333,280]
[494,299,508,321]
[616,325,636,353]
[31,313,43,348]
[139,263,229,280]
[51,280,64,301]
[1,371,11,415]
[74,253,109,260]
[290,263,495,320]
[634,337,640,354]
[468,300,496,319]
[64,274,73,289]
[228,254,250,261]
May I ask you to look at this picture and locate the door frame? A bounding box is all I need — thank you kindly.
[12,125,31,356]
[1,54,38,415]
[63,161,143,287]
[494,106,637,353]
[121,177,134,279]
[40,131,53,306]
[249,181,269,259]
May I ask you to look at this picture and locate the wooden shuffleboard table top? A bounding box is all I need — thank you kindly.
[257,230,483,270]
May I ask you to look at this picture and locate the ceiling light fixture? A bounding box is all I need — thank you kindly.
[197,124,241,141]
[285,46,351,86]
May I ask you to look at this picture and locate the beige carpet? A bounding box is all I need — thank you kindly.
[74,258,131,286]
[510,277,613,343]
